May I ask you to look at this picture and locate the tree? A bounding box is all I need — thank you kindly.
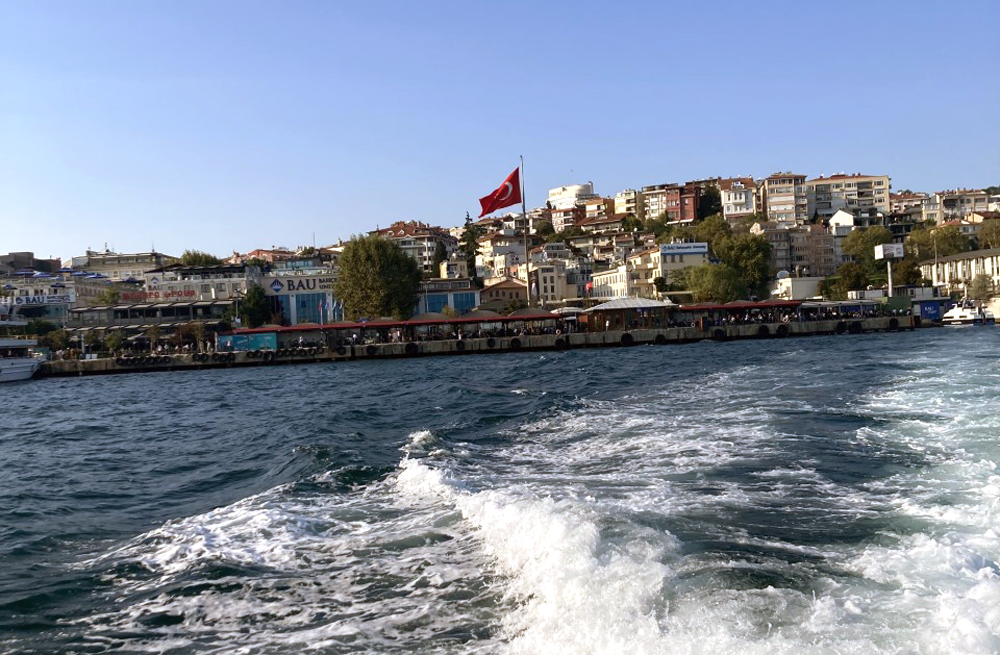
[241,283,271,328]
[41,329,68,351]
[25,318,58,336]
[906,226,971,261]
[825,262,869,300]
[334,234,422,320]
[684,264,746,302]
[653,277,668,294]
[841,226,893,276]
[621,213,643,232]
[979,220,1000,250]
[691,214,732,257]
[714,233,773,299]
[535,220,555,238]
[104,330,125,354]
[698,186,722,220]
[893,258,923,286]
[95,286,120,305]
[969,273,993,300]
[180,250,223,266]
[432,241,448,273]
[460,215,485,281]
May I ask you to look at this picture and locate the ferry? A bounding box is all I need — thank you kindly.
[941,301,996,326]
[0,303,41,382]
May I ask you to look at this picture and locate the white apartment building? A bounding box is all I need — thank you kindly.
[920,248,1000,296]
[70,250,178,281]
[528,261,569,304]
[591,264,631,299]
[761,173,809,223]
[719,177,758,223]
[548,183,597,210]
[805,173,891,223]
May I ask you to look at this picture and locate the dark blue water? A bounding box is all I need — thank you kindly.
[3,329,1000,654]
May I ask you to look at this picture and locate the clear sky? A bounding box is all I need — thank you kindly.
[2,0,998,261]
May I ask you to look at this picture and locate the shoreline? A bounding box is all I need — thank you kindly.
[39,315,919,378]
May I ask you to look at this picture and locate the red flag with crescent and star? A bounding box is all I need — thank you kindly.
[478,167,522,217]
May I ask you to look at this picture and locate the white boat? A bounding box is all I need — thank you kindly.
[941,301,996,326]
[0,303,42,382]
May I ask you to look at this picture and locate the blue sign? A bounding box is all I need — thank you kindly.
[270,279,284,293]
[919,302,941,320]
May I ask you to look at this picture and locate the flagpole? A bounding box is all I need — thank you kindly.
[521,154,531,306]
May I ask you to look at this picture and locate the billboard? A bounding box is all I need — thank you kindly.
[875,243,904,260]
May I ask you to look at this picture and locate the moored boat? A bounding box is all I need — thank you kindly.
[0,303,42,382]
[941,301,995,326]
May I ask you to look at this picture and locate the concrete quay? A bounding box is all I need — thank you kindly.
[39,315,916,378]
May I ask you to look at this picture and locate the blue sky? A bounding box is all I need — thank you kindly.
[2,0,998,261]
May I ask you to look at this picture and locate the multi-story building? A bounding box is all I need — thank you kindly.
[890,191,930,214]
[718,177,758,224]
[528,261,569,305]
[935,189,991,220]
[752,221,837,277]
[132,263,259,304]
[760,173,808,223]
[642,183,700,224]
[804,173,891,224]
[0,252,61,276]
[583,197,615,222]
[416,278,480,315]
[580,214,625,234]
[373,221,458,273]
[920,248,1000,296]
[614,189,645,222]
[479,278,527,311]
[592,242,709,300]
[548,183,597,210]
[71,250,178,282]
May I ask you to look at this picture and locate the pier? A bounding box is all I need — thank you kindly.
[40,314,915,378]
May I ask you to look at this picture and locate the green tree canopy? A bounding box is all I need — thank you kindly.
[824,262,870,300]
[969,273,993,300]
[979,220,1000,250]
[621,213,643,232]
[535,219,555,237]
[841,226,893,275]
[893,257,923,286]
[432,241,448,272]
[684,264,746,302]
[715,233,773,299]
[180,250,223,266]
[690,214,732,257]
[334,235,422,320]
[240,283,271,328]
[698,186,722,220]
[460,216,486,282]
[905,226,971,261]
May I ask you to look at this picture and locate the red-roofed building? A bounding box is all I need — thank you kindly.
[805,173,891,224]
[718,177,758,224]
[372,221,458,273]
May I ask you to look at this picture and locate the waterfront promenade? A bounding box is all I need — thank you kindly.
[41,314,915,378]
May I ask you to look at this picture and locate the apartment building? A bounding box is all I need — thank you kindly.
[760,173,808,223]
[805,173,891,224]
[641,183,700,224]
[373,221,458,273]
[920,248,1000,296]
[70,250,178,281]
[718,177,758,224]
[528,261,569,305]
[614,189,645,221]
[935,189,991,220]
[547,183,597,231]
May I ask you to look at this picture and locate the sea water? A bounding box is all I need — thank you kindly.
[2,328,1000,654]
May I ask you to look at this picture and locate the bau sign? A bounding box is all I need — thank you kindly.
[15,294,72,305]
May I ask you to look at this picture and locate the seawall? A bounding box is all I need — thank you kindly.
[39,315,916,378]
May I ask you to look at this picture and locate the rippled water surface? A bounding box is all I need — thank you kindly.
[3,329,1000,654]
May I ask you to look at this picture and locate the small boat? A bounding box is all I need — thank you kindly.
[0,303,42,382]
[941,300,996,326]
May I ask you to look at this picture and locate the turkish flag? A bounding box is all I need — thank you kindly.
[478,167,522,217]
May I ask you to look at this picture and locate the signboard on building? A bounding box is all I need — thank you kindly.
[262,275,337,296]
[659,242,709,256]
[13,294,73,306]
